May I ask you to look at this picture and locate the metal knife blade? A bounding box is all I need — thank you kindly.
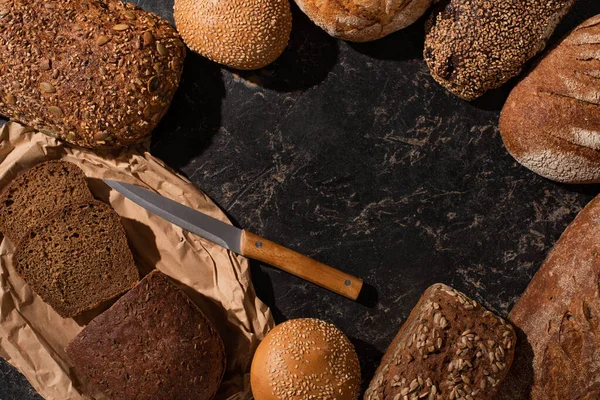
[104,180,242,254]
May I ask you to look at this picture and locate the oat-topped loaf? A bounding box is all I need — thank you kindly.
[424,0,575,101]
[14,200,139,318]
[66,270,226,400]
[0,0,185,148]
[365,283,516,400]
[0,160,93,244]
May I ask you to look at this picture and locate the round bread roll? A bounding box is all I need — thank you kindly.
[294,0,433,42]
[173,0,292,70]
[251,318,361,399]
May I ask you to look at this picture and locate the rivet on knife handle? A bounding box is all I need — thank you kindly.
[241,230,363,300]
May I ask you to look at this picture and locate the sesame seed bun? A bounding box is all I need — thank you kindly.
[173,0,292,70]
[294,0,434,42]
[250,318,361,399]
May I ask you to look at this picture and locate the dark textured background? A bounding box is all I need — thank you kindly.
[2,1,600,399]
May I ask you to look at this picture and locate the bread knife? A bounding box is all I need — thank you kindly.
[104,180,363,300]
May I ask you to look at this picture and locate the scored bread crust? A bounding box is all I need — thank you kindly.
[0,160,94,244]
[13,199,139,318]
[365,284,516,400]
[0,0,185,148]
[496,194,600,399]
[500,15,600,184]
[65,270,226,400]
[424,0,575,101]
[294,0,434,42]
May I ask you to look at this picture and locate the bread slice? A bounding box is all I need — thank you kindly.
[65,270,226,400]
[14,200,139,318]
[0,160,93,244]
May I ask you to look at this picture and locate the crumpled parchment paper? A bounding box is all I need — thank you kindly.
[0,121,274,400]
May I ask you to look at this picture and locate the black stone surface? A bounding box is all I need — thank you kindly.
[2,1,600,399]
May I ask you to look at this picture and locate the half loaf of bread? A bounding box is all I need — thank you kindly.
[500,15,600,184]
[497,194,600,399]
[365,283,516,400]
[424,0,575,100]
[66,270,226,400]
[0,160,93,244]
[0,0,185,148]
[14,200,139,318]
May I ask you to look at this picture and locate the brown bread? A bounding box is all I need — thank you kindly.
[497,194,600,399]
[293,0,434,42]
[424,0,575,101]
[0,0,184,148]
[500,15,600,184]
[65,270,226,400]
[14,200,139,318]
[0,160,93,244]
[365,283,516,400]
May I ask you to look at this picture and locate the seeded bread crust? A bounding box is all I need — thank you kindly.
[250,318,361,399]
[294,0,434,42]
[65,270,226,400]
[500,15,600,184]
[0,160,93,244]
[0,0,185,148]
[497,195,600,399]
[14,200,139,318]
[424,0,575,101]
[365,284,516,400]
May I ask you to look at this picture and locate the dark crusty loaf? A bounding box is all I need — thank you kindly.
[0,0,184,148]
[65,270,226,400]
[496,195,600,399]
[0,160,93,244]
[14,200,139,318]
[365,283,516,400]
[424,0,575,101]
[294,0,434,42]
[500,15,600,184]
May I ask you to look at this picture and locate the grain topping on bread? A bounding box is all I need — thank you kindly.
[366,284,516,400]
[65,270,226,400]
[0,0,185,148]
[424,0,575,100]
[0,160,93,244]
[14,200,139,318]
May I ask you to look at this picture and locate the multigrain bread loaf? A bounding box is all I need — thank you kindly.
[500,15,600,184]
[294,0,434,42]
[424,0,575,101]
[250,318,361,399]
[174,0,291,70]
[66,270,226,400]
[14,200,139,318]
[0,160,93,244]
[496,195,600,399]
[365,284,516,400]
[0,0,184,148]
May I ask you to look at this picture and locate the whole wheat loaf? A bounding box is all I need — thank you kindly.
[0,0,185,148]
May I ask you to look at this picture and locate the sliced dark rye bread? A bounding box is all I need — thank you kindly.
[14,200,139,318]
[0,160,93,244]
[65,270,226,400]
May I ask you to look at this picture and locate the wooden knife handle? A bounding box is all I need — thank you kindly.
[241,230,363,300]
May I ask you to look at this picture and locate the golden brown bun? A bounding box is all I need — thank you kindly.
[294,0,433,42]
[250,318,361,399]
[174,0,291,70]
